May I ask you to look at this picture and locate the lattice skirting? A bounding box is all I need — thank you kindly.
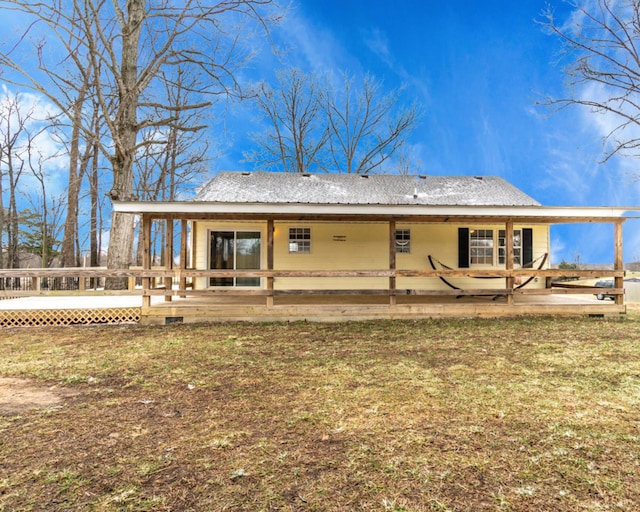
[0,307,141,327]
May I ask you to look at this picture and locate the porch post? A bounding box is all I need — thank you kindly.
[164,216,174,302]
[614,220,624,306]
[505,220,514,305]
[389,220,396,306]
[267,219,274,308]
[142,213,151,309]
[179,219,188,298]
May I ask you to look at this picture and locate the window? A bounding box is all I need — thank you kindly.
[498,229,522,265]
[289,227,311,253]
[459,227,533,268]
[470,229,493,265]
[395,229,411,253]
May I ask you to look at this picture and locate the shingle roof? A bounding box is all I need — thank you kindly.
[194,172,541,207]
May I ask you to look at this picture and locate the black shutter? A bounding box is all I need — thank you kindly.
[523,228,533,266]
[458,228,469,268]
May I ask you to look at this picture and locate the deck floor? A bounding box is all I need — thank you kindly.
[0,293,622,310]
[141,293,625,323]
[0,293,627,325]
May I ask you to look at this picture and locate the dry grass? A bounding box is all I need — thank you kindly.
[1,315,640,511]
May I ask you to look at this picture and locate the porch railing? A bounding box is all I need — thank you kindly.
[0,267,626,303]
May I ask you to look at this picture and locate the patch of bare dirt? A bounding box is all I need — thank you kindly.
[0,377,76,416]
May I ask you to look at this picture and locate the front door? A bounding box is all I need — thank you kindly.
[209,231,261,287]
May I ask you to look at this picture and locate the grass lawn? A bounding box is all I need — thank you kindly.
[1,315,639,511]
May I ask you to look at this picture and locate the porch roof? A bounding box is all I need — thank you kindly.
[113,172,638,223]
[113,200,634,224]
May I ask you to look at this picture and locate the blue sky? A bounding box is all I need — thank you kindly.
[212,0,640,264]
[2,0,638,264]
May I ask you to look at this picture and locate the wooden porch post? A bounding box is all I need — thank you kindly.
[505,220,514,305]
[142,213,151,309]
[179,219,188,298]
[164,217,174,302]
[389,220,396,306]
[267,220,274,308]
[615,220,624,306]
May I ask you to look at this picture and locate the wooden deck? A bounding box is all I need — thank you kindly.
[0,292,626,327]
[140,292,625,324]
[0,267,627,326]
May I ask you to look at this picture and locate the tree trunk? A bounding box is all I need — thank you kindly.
[0,161,4,268]
[60,85,88,267]
[105,0,144,289]
[7,160,21,269]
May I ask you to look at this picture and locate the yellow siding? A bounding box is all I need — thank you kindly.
[191,220,550,291]
[274,222,388,289]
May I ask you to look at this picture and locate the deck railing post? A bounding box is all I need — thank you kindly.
[505,220,514,305]
[142,214,152,309]
[179,219,188,298]
[164,216,174,302]
[615,220,624,306]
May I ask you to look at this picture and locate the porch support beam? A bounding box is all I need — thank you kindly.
[179,219,188,298]
[389,220,396,306]
[614,220,624,306]
[142,213,151,308]
[267,219,274,308]
[164,216,174,302]
[505,220,514,305]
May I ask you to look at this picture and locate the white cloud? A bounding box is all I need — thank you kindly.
[362,27,393,67]
[273,9,350,74]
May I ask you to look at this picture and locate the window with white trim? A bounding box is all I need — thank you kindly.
[470,229,494,265]
[498,229,522,265]
[395,229,411,253]
[289,227,311,253]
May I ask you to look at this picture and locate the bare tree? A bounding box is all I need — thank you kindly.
[244,68,329,172]
[541,0,640,162]
[245,68,421,173]
[1,0,283,287]
[323,72,420,174]
[0,93,32,268]
[25,148,64,267]
[134,66,211,265]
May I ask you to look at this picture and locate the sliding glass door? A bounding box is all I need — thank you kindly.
[209,231,261,287]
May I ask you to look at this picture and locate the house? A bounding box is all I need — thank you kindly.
[191,172,547,291]
[113,171,630,322]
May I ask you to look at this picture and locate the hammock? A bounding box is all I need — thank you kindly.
[427,253,549,294]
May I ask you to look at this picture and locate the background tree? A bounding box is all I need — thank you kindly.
[541,0,640,161]
[1,90,62,269]
[323,72,420,174]
[24,143,64,267]
[244,68,329,173]
[133,66,211,265]
[0,93,34,268]
[1,0,283,287]
[245,67,420,173]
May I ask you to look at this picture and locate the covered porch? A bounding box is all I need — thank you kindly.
[0,202,631,325]
[122,202,630,323]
